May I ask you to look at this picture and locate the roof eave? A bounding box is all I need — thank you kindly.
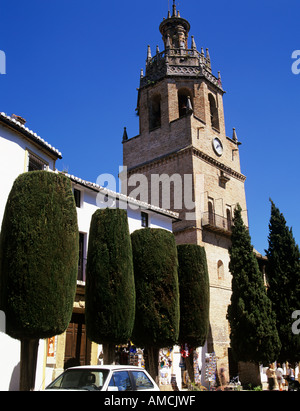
[0,113,62,159]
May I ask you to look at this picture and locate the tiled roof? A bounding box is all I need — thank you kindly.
[0,112,62,159]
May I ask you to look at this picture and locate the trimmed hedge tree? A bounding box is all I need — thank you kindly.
[0,171,79,390]
[177,244,210,382]
[85,208,135,364]
[131,228,179,380]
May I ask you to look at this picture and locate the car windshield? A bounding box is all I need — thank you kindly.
[46,369,109,391]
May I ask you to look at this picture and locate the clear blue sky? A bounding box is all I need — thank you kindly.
[1,0,300,254]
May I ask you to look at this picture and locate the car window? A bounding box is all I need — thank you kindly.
[108,371,132,391]
[131,371,154,390]
[46,369,109,390]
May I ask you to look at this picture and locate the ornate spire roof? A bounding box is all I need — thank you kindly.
[159,2,190,50]
[139,4,223,92]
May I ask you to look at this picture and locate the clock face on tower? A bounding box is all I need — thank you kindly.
[212,137,223,156]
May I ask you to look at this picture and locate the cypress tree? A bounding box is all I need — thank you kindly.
[227,204,281,366]
[85,208,135,364]
[177,244,210,382]
[131,228,179,380]
[0,171,79,390]
[266,200,300,363]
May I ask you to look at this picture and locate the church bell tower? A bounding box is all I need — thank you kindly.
[123,2,248,380]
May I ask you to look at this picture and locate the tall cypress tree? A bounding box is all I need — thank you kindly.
[266,200,300,363]
[177,244,210,382]
[85,208,135,364]
[227,204,281,365]
[131,228,179,381]
[0,171,79,390]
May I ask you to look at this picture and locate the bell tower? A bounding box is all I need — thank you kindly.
[123,2,248,381]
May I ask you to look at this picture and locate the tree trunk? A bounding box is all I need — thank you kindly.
[185,348,195,384]
[147,346,159,384]
[238,361,261,387]
[19,338,39,391]
[103,343,116,364]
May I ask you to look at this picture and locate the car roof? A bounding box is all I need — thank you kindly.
[65,365,146,371]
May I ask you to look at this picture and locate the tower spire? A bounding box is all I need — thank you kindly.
[160,3,190,50]
[172,0,176,17]
[141,5,222,92]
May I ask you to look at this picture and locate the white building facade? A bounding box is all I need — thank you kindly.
[0,113,179,390]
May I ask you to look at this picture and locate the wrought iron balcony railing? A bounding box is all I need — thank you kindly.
[202,212,232,236]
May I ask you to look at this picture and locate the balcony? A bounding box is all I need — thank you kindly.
[202,212,232,236]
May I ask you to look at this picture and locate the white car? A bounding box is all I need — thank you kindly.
[45,365,160,391]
